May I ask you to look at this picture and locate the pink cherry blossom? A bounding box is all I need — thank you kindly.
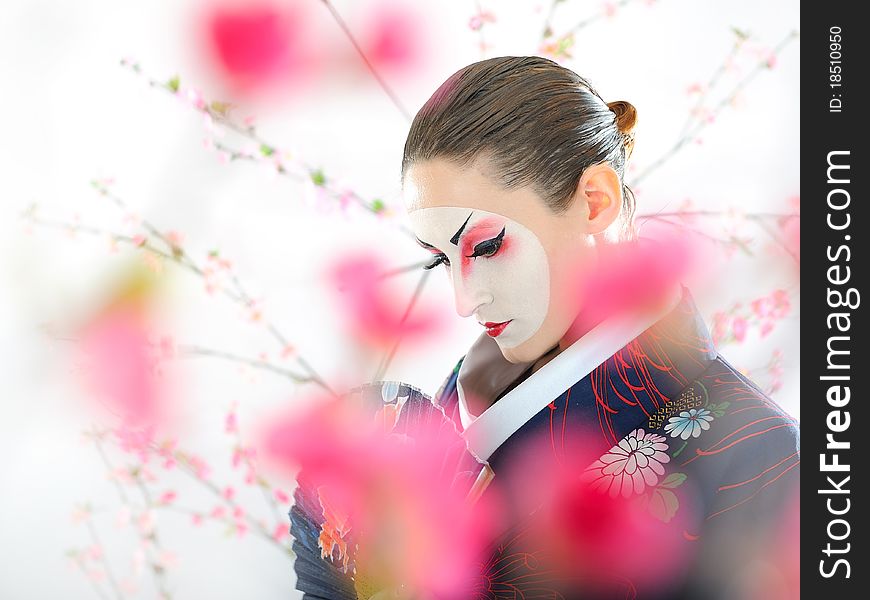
[71,506,91,524]
[201,0,317,96]
[261,394,503,597]
[732,316,748,342]
[326,251,446,350]
[235,522,248,537]
[158,490,177,505]
[114,506,131,529]
[272,523,289,541]
[225,412,238,434]
[361,4,425,74]
[137,510,156,536]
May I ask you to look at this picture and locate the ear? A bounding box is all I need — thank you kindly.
[575,163,623,235]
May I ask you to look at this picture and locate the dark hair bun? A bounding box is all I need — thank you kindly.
[606,100,637,158]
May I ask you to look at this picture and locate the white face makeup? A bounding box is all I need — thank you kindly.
[408,207,550,350]
[402,157,623,365]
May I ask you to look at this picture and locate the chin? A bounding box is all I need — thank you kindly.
[498,346,526,364]
[498,337,550,364]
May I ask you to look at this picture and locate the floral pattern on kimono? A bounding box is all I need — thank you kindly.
[433,288,799,599]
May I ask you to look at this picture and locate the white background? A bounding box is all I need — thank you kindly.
[1,1,799,598]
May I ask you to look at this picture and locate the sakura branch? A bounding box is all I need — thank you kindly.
[108,428,288,549]
[629,29,799,189]
[636,209,800,263]
[468,2,496,58]
[68,506,125,600]
[128,470,173,599]
[25,180,338,396]
[25,195,435,390]
[372,267,433,381]
[677,28,748,141]
[69,423,296,599]
[225,403,286,525]
[120,58,398,224]
[317,0,411,121]
[175,344,311,384]
[540,0,656,52]
[82,427,173,599]
[160,442,294,553]
[709,288,793,348]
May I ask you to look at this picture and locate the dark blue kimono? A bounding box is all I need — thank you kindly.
[290,289,800,599]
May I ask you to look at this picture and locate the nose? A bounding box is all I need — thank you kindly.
[451,268,492,319]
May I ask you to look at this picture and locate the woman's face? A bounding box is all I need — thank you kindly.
[403,157,619,364]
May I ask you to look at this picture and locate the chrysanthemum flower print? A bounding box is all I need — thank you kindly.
[582,429,671,498]
[664,408,714,440]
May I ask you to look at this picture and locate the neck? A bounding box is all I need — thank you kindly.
[557,306,604,353]
[529,343,561,375]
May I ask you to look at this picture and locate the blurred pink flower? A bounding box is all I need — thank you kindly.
[114,506,131,529]
[711,311,729,345]
[564,235,699,338]
[86,569,105,583]
[732,316,748,342]
[231,447,244,468]
[261,395,502,597]
[201,0,317,96]
[273,523,290,541]
[497,432,691,592]
[158,490,177,505]
[71,506,91,525]
[114,423,156,462]
[326,251,446,350]
[225,411,238,434]
[188,455,212,479]
[468,10,495,31]
[361,3,425,74]
[137,510,156,536]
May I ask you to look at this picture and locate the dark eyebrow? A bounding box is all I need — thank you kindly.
[449,212,474,246]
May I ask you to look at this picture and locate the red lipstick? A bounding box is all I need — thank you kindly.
[484,320,511,337]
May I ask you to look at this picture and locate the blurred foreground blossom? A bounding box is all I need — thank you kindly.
[563,234,704,340]
[198,0,320,97]
[326,250,447,351]
[73,264,178,461]
[492,432,693,596]
[359,2,427,75]
[260,393,503,598]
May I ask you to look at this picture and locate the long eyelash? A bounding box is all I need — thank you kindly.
[423,254,450,270]
[466,226,506,259]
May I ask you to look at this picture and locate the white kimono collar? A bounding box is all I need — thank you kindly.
[456,289,683,462]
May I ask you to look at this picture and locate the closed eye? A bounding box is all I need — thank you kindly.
[423,253,450,270]
[466,226,506,259]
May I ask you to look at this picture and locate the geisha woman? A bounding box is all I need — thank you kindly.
[289,56,800,599]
